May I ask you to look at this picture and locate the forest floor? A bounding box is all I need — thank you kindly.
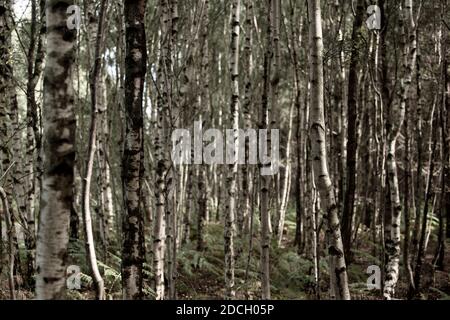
[1,211,449,300]
[174,212,450,300]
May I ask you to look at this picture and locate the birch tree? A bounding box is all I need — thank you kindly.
[341,0,365,260]
[260,0,273,300]
[121,0,147,300]
[383,0,417,300]
[81,0,108,300]
[224,0,240,299]
[36,0,77,299]
[307,0,350,300]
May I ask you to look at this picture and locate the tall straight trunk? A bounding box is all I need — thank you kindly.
[26,0,45,220]
[434,16,447,266]
[383,0,417,300]
[241,0,253,236]
[412,86,438,294]
[404,98,415,290]
[224,0,240,300]
[439,0,449,256]
[444,33,450,242]
[411,28,423,273]
[24,0,46,289]
[307,0,350,300]
[96,74,114,258]
[182,165,192,244]
[277,101,294,246]
[197,0,210,252]
[81,0,108,300]
[153,0,170,300]
[36,0,77,299]
[412,112,437,298]
[289,1,304,254]
[369,28,381,259]
[260,0,273,300]
[0,0,22,283]
[378,0,390,284]
[164,0,179,300]
[122,0,147,300]
[341,0,365,260]
[270,0,281,241]
[337,7,347,216]
[309,174,320,299]
[10,79,25,280]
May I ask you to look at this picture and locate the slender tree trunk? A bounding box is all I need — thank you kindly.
[24,0,46,289]
[341,0,364,261]
[122,0,147,300]
[260,0,273,300]
[435,0,449,268]
[308,0,350,300]
[81,0,108,300]
[153,0,170,300]
[404,99,415,290]
[224,0,240,300]
[0,0,23,285]
[288,1,304,254]
[383,0,417,300]
[310,175,320,299]
[411,28,423,274]
[410,94,437,297]
[197,0,210,252]
[241,0,253,237]
[277,101,294,246]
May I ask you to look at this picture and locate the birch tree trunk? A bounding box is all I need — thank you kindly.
[224,0,240,300]
[0,0,22,283]
[260,0,273,300]
[153,0,170,300]
[122,0,147,300]
[36,0,77,299]
[241,0,253,236]
[443,8,450,242]
[307,0,350,300]
[341,0,365,260]
[81,0,108,300]
[197,0,210,252]
[383,0,417,300]
[24,0,46,288]
[434,0,449,268]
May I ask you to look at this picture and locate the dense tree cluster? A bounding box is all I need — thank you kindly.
[0,0,449,300]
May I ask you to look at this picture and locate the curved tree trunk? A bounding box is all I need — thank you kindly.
[307,0,350,300]
[81,0,109,300]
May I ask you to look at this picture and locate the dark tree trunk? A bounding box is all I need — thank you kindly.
[122,0,147,300]
[341,0,365,262]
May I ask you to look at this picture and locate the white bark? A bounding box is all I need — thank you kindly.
[36,0,77,299]
[307,0,350,300]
